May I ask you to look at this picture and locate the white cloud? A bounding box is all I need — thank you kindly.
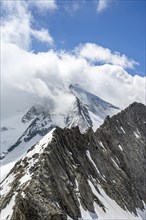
[65,2,80,16]
[1,1,145,119]
[97,0,110,13]
[1,41,145,119]
[1,1,54,50]
[30,0,57,12]
[31,29,54,45]
[77,43,139,69]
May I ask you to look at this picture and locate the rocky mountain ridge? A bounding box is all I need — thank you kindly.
[0,84,119,163]
[0,102,146,220]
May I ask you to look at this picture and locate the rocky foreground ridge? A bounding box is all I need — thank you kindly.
[0,102,146,220]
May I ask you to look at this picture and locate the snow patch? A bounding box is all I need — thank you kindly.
[79,205,98,220]
[88,180,142,220]
[99,141,106,151]
[118,144,123,151]
[86,150,100,174]
[67,216,73,220]
[0,193,17,220]
[18,128,55,185]
[19,173,31,185]
[26,128,55,159]
[21,192,26,198]
[111,158,120,169]
[0,161,16,182]
[120,126,126,134]
[134,131,140,139]
[0,174,15,197]
[0,129,55,199]
[1,110,33,156]
[136,202,146,220]
[75,178,98,220]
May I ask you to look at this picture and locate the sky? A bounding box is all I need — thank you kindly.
[1,0,146,119]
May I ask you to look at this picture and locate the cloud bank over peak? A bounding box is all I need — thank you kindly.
[1,41,145,119]
[1,0,145,120]
[77,43,139,69]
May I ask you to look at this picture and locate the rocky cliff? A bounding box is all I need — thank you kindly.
[0,102,146,220]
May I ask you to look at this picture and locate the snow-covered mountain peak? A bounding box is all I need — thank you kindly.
[1,84,120,170]
[69,83,119,115]
[70,83,119,105]
[21,104,50,123]
[69,84,120,129]
[65,97,93,131]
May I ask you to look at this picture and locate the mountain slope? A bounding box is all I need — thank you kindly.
[65,97,93,131]
[0,109,33,159]
[70,84,119,116]
[69,84,119,130]
[1,85,119,165]
[0,102,145,220]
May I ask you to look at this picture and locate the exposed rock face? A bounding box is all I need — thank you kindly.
[21,105,49,123]
[0,102,146,220]
[0,127,8,132]
[8,111,54,152]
